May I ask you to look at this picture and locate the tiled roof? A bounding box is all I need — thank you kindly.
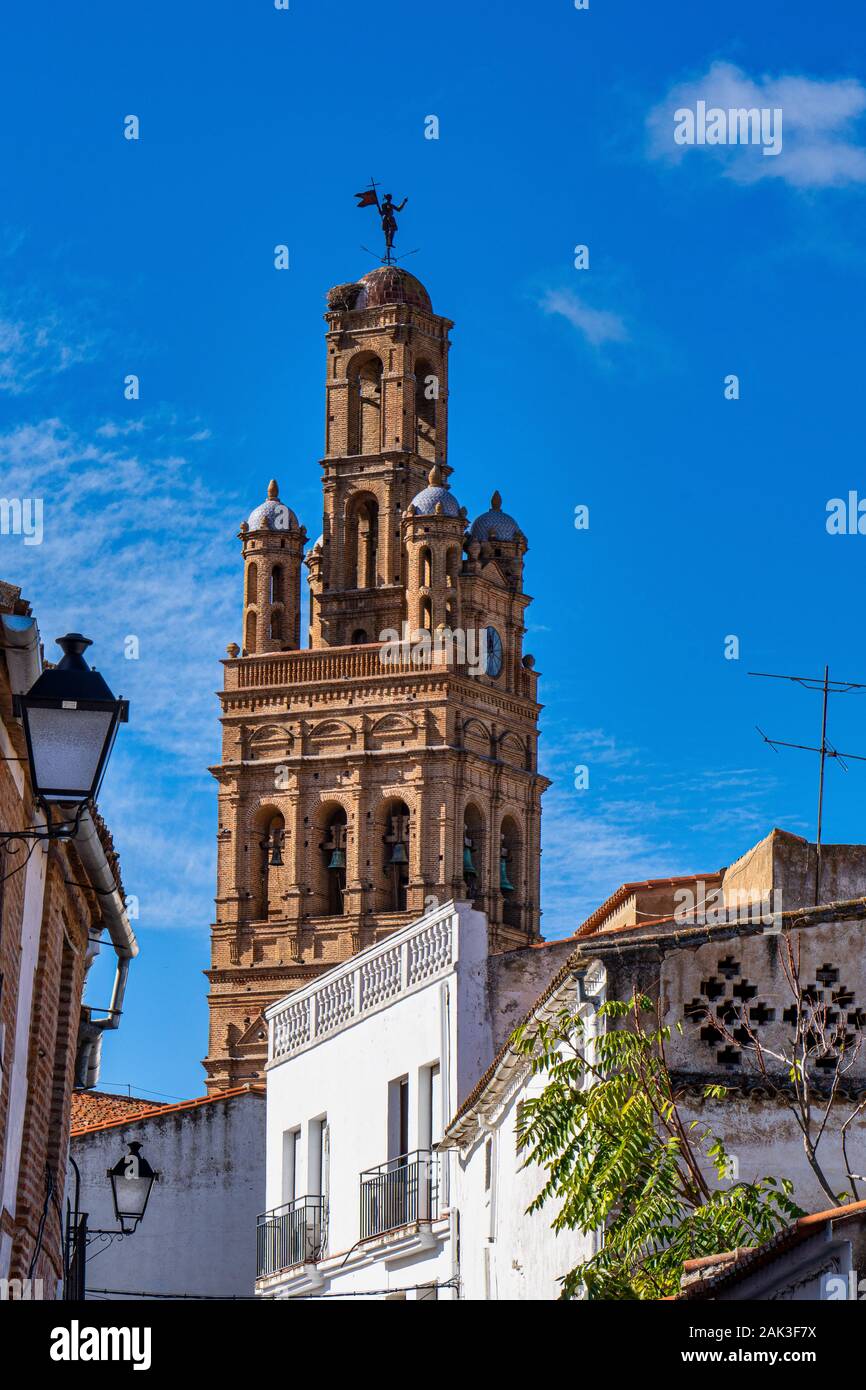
[70,1090,170,1130]
[677,1198,866,1299]
[71,1084,265,1136]
[575,872,722,939]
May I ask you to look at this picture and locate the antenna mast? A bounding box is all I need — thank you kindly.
[750,665,866,905]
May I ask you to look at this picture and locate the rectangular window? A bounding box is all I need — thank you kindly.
[281,1128,300,1205]
[418,1062,441,1151]
[308,1115,328,1196]
[388,1076,409,1160]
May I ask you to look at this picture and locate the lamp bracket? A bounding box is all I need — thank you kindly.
[0,799,89,854]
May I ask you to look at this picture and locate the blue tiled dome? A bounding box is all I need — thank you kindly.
[470,492,521,542]
[410,465,461,517]
[248,480,299,532]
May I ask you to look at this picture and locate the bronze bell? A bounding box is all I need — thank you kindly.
[500,854,515,894]
[263,828,284,867]
[463,844,477,877]
[328,846,346,871]
[387,840,408,865]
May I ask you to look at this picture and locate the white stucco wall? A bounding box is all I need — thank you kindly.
[260,903,492,1298]
[452,1078,594,1300]
[263,904,490,1220]
[68,1090,265,1300]
[680,1094,866,1216]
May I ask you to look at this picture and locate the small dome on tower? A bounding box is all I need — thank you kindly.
[470,491,522,542]
[327,266,432,314]
[409,464,462,518]
[248,479,300,533]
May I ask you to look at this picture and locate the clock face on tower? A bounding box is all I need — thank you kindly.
[485,626,503,679]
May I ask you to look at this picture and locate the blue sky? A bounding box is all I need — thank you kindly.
[2,0,866,1099]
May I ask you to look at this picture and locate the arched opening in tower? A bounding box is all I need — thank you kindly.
[255,808,286,919]
[319,806,348,916]
[419,546,433,589]
[347,352,383,455]
[463,803,485,911]
[379,798,411,913]
[415,358,437,461]
[499,815,523,930]
[346,493,379,592]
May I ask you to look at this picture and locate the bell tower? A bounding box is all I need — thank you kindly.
[240,480,306,654]
[205,262,549,1092]
[309,266,453,648]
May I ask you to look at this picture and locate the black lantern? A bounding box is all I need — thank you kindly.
[15,633,128,805]
[107,1142,159,1234]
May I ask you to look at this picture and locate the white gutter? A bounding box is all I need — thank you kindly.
[0,612,41,694]
[72,809,138,962]
[71,809,138,1088]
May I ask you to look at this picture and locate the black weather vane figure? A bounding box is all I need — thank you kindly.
[355,180,409,264]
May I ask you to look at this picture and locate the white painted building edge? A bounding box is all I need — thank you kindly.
[258,904,602,1299]
[259,901,493,1298]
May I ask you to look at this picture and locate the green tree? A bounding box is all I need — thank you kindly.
[513,992,803,1299]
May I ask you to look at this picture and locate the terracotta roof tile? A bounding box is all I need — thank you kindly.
[576,872,722,939]
[677,1198,866,1299]
[71,1084,265,1136]
[70,1090,170,1130]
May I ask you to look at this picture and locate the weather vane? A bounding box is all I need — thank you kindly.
[354,180,410,265]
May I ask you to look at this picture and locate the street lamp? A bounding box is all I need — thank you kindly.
[7,633,128,843]
[64,1142,160,1299]
[107,1142,159,1235]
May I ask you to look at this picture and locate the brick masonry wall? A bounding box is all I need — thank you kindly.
[0,595,117,1296]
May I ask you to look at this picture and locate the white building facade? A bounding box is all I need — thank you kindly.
[440,959,604,1300]
[257,901,590,1300]
[69,1087,265,1300]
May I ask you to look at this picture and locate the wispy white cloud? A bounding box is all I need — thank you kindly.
[0,418,242,771]
[565,726,640,768]
[96,419,146,438]
[538,288,629,348]
[538,732,783,938]
[647,61,866,188]
[0,311,93,394]
[0,416,248,932]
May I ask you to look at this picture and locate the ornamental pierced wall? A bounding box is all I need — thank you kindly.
[205,264,549,1091]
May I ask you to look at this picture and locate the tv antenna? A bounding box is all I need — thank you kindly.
[750,665,866,905]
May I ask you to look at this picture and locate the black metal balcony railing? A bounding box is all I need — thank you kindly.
[256,1195,326,1278]
[359,1150,439,1240]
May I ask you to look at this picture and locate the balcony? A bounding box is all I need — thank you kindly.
[257,1195,326,1277]
[359,1151,439,1240]
[269,909,454,1063]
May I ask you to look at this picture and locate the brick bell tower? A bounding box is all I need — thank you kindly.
[204,262,549,1090]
